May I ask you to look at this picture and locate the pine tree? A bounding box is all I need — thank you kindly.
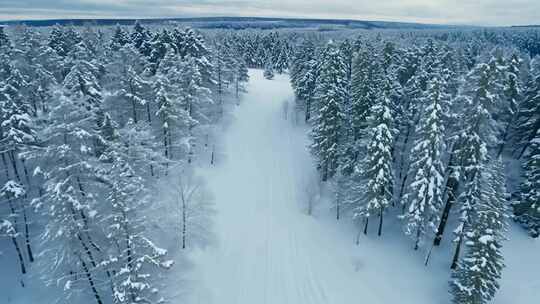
[310,42,347,181]
[110,24,130,51]
[450,158,509,304]
[263,61,275,80]
[233,56,249,101]
[514,65,540,157]
[351,79,394,236]
[0,181,27,275]
[497,53,522,156]
[154,52,196,167]
[515,129,540,237]
[451,61,502,269]
[290,39,317,122]
[29,45,110,304]
[131,21,150,51]
[106,44,150,125]
[0,26,9,49]
[96,124,172,304]
[401,70,447,250]
[344,43,380,174]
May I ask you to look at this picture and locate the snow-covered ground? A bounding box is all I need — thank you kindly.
[183,70,539,304]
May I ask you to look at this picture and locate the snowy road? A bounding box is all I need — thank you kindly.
[187,71,384,304]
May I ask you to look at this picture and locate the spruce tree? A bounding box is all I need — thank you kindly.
[310,42,347,181]
[0,26,9,49]
[515,129,540,237]
[450,158,509,304]
[351,79,394,236]
[401,70,447,250]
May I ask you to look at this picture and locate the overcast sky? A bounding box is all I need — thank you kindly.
[0,0,538,26]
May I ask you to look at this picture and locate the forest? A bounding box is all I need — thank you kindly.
[0,21,539,304]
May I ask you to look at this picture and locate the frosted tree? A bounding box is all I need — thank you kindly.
[344,43,381,174]
[451,61,502,269]
[450,158,509,304]
[401,70,447,250]
[232,56,249,101]
[212,42,236,118]
[351,80,394,236]
[130,21,151,52]
[290,40,318,122]
[29,46,110,304]
[394,44,439,204]
[176,169,215,249]
[97,130,173,304]
[48,25,82,57]
[154,51,196,167]
[106,44,150,125]
[263,61,275,80]
[497,53,523,156]
[0,64,36,184]
[0,26,10,48]
[310,42,347,181]
[0,181,27,276]
[514,64,540,157]
[273,43,289,74]
[176,56,213,163]
[109,24,130,51]
[514,129,540,237]
[0,64,37,263]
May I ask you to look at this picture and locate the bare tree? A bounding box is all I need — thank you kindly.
[176,169,215,249]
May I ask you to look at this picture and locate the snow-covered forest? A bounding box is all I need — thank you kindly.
[0,21,539,304]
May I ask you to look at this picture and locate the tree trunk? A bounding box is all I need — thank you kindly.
[22,205,34,262]
[497,122,511,157]
[77,254,103,304]
[9,150,22,182]
[211,144,215,165]
[11,236,26,275]
[363,217,369,235]
[305,96,311,122]
[378,207,384,237]
[21,158,31,187]
[321,162,328,182]
[8,200,26,275]
[2,152,9,180]
[433,170,459,247]
[146,103,152,124]
[182,195,187,249]
[450,232,464,269]
[131,100,138,124]
[518,120,540,158]
[424,244,434,266]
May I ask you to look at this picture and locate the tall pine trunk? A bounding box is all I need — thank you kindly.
[378,207,384,236]
[8,200,26,275]
[77,253,103,304]
[9,150,22,183]
[433,155,460,247]
[182,194,187,249]
[2,152,9,180]
[305,96,311,122]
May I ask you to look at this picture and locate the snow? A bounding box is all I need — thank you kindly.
[180,70,539,304]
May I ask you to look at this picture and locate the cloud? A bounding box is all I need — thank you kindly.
[0,0,538,26]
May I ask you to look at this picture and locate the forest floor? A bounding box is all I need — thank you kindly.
[183,70,539,304]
